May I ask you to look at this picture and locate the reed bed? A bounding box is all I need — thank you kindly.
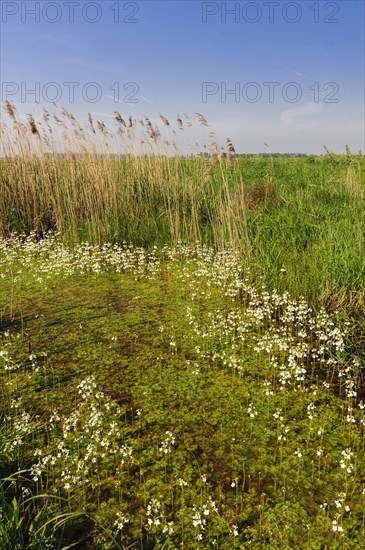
[1,102,247,250]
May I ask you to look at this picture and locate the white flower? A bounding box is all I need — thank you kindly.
[162,522,174,535]
[114,512,129,531]
[331,515,344,532]
[159,431,175,454]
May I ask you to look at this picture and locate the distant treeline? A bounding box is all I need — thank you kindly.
[34,152,360,159]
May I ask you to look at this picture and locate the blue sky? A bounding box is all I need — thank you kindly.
[1,0,364,153]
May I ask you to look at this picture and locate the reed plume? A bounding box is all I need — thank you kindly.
[159,114,170,126]
[195,113,208,127]
[27,114,39,135]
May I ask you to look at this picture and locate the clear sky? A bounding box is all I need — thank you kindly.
[1,0,364,153]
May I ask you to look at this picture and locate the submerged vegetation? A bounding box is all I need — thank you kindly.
[0,102,364,547]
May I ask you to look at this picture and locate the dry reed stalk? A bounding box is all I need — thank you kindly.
[27,114,39,135]
[159,114,170,126]
[195,113,208,127]
[1,104,248,249]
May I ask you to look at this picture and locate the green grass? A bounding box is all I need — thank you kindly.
[1,235,365,548]
[2,104,364,307]
[1,154,364,307]
[1,106,365,546]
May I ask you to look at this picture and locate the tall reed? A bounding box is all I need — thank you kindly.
[1,103,245,250]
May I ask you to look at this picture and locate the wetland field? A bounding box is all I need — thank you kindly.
[1,105,365,548]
